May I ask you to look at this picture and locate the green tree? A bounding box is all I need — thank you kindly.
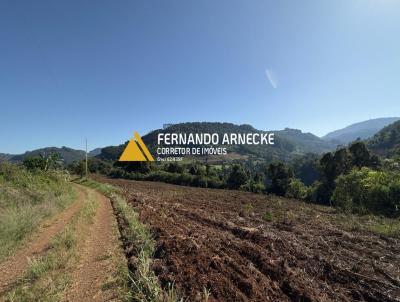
[349,141,379,168]
[23,153,62,171]
[316,148,352,203]
[72,160,86,177]
[227,164,248,189]
[349,141,371,167]
[23,156,47,171]
[291,153,320,186]
[266,162,293,196]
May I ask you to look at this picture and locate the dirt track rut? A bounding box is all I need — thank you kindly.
[64,185,123,302]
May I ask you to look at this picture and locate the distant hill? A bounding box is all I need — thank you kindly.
[322,117,400,145]
[88,148,102,157]
[6,146,103,165]
[98,122,336,162]
[10,147,86,165]
[0,153,14,162]
[368,120,400,157]
[277,128,334,154]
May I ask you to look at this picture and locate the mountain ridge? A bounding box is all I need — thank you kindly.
[322,117,400,145]
[8,146,100,165]
[3,118,399,164]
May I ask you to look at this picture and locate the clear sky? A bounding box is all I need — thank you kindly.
[1,0,399,154]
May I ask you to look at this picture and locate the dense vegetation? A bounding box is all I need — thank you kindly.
[332,167,400,216]
[369,120,400,157]
[0,162,74,261]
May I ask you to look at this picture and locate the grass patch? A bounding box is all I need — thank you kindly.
[263,211,273,222]
[112,193,163,301]
[242,203,254,217]
[0,163,74,262]
[335,213,400,238]
[80,190,99,222]
[75,177,118,196]
[97,248,132,302]
[4,183,100,302]
[5,226,77,302]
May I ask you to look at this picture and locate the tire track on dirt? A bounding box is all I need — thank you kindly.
[63,185,122,302]
[0,185,86,295]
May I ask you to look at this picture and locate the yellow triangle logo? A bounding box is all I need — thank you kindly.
[119,132,155,162]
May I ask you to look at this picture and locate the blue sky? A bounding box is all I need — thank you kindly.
[1,0,399,153]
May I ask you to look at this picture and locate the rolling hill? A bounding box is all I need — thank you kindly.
[88,148,102,157]
[0,153,14,162]
[322,117,400,145]
[10,147,86,165]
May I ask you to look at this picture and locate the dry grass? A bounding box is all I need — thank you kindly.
[0,163,74,262]
[4,185,97,302]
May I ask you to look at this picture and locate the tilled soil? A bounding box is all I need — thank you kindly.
[103,178,400,302]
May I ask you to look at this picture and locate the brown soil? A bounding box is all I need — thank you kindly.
[63,185,124,302]
[0,185,86,295]
[103,178,400,302]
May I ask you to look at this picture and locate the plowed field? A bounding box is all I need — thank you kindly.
[103,178,400,302]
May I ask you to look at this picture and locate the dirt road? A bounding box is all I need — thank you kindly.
[0,184,125,302]
[0,185,86,295]
[104,178,400,302]
[64,185,124,302]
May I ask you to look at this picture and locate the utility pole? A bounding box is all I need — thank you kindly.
[85,138,88,178]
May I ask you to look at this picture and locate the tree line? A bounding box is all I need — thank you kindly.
[26,140,399,218]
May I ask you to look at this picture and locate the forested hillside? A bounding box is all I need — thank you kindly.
[368,120,400,157]
[10,147,86,165]
[7,146,102,165]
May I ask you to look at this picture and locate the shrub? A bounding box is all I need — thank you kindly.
[23,156,47,171]
[240,180,265,193]
[332,167,400,217]
[165,163,184,173]
[108,168,128,179]
[306,180,332,205]
[263,211,273,222]
[286,178,307,199]
[242,203,254,216]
